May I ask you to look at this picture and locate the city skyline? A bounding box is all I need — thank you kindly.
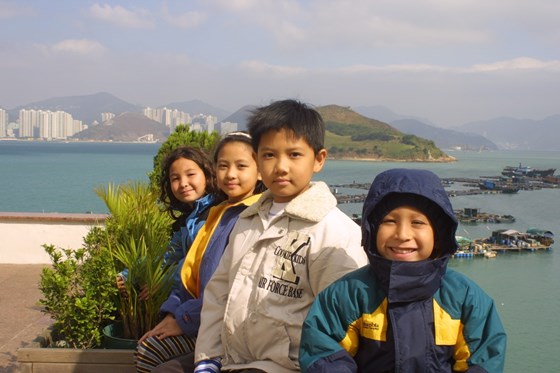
[0,105,223,139]
[1,1,559,127]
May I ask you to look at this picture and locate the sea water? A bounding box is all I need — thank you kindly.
[1,141,559,371]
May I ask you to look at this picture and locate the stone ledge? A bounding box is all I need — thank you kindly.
[0,212,109,224]
[17,348,135,373]
[17,329,135,373]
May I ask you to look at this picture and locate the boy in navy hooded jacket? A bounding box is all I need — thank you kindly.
[300,168,507,372]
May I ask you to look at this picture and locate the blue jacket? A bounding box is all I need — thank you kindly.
[165,193,219,291]
[165,193,219,266]
[118,193,218,282]
[159,200,253,337]
[300,169,507,373]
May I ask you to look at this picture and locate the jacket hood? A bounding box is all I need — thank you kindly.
[361,168,458,261]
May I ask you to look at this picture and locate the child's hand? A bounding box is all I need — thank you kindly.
[138,283,161,300]
[115,275,128,299]
[138,314,182,343]
[138,284,150,300]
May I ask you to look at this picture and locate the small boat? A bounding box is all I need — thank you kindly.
[478,228,554,252]
[478,179,519,193]
[453,250,474,258]
[454,208,515,224]
[483,250,497,258]
[500,186,520,194]
[501,163,556,178]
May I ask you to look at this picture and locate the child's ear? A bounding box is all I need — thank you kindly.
[313,148,327,173]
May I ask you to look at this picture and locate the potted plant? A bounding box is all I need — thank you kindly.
[37,180,176,348]
[96,181,176,343]
[38,233,118,349]
[18,230,136,372]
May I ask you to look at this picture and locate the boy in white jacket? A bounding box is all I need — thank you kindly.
[193,99,368,373]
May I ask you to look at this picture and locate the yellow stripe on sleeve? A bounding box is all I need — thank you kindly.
[339,298,388,356]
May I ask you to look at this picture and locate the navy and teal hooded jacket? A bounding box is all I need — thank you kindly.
[300,168,507,372]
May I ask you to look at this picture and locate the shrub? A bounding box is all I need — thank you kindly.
[39,238,118,349]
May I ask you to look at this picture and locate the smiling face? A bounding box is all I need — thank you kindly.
[169,157,208,207]
[375,205,435,261]
[215,141,261,203]
[257,128,326,203]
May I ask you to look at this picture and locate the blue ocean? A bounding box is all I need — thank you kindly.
[1,140,559,372]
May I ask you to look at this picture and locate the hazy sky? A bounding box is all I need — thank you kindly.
[1,0,559,127]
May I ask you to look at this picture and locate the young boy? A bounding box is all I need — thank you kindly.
[299,168,507,373]
[193,99,369,373]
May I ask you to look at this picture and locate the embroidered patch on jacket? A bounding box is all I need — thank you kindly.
[256,231,309,299]
[360,298,388,341]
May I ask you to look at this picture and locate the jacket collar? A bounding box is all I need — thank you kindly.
[240,181,336,223]
[370,255,449,303]
[191,193,218,216]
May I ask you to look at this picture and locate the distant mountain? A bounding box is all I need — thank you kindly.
[71,112,169,142]
[218,104,452,161]
[456,115,560,150]
[354,105,438,126]
[390,119,498,151]
[8,92,142,125]
[316,105,453,162]
[162,99,231,121]
[7,93,559,152]
[219,105,256,131]
[354,105,498,150]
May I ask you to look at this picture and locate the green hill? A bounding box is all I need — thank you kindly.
[317,105,454,162]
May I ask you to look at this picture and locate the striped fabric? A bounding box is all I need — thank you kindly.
[193,358,222,373]
[135,334,196,372]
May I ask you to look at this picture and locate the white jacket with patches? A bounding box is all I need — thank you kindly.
[195,181,368,373]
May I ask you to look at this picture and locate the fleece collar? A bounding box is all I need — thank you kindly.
[240,181,336,223]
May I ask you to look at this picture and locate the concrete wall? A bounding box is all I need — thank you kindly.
[0,212,108,264]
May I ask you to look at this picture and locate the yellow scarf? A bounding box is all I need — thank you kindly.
[181,193,262,298]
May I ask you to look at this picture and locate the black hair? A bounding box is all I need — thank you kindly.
[159,146,221,221]
[247,99,325,154]
[212,131,267,195]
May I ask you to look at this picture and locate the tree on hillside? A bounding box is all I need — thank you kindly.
[148,125,220,192]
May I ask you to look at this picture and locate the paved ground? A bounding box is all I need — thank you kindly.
[0,264,53,373]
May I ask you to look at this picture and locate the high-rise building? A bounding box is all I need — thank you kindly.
[219,121,238,135]
[0,108,7,137]
[19,109,38,138]
[143,107,192,130]
[38,110,52,138]
[19,109,84,139]
[101,112,115,122]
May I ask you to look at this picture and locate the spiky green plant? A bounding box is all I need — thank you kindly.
[96,181,175,340]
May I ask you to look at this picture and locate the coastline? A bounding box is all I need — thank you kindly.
[0,138,159,144]
[330,155,457,163]
[2,138,457,162]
